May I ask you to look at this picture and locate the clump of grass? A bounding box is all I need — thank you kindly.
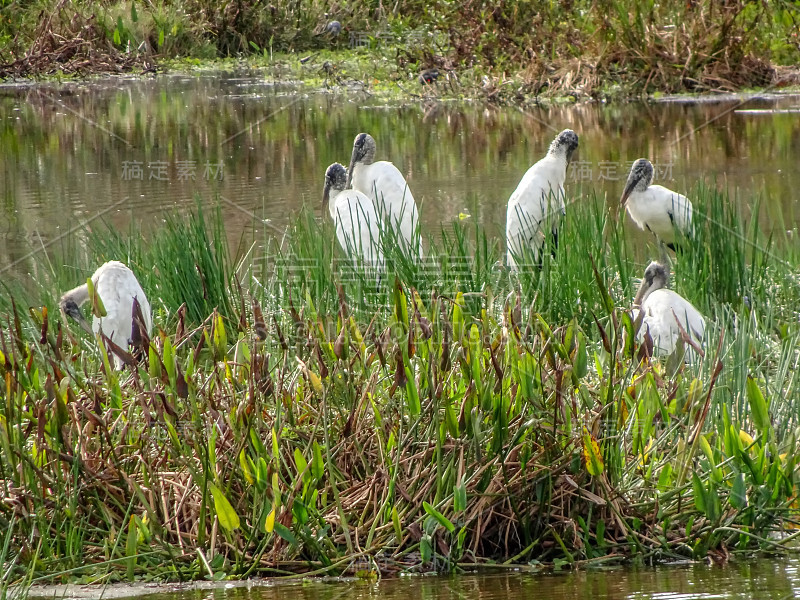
[3,1,799,98]
[0,188,797,583]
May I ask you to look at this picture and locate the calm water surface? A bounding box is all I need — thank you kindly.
[83,559,800,600]
[0,74,798,280]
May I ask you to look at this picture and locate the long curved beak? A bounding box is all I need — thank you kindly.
[566,145,577,167]
[323,184,331,209]
[62,304,93,335]
[620,174,639,208]
[633,278,650,308]
[346,149,358,189]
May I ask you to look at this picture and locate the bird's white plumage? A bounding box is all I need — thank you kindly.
[329,187,385,270]
[347,133,423,257]
[634,262,705,360]
[61,260,152,369]
[621,159,692,247]
[506,129,578,270]
[324,162,385,274]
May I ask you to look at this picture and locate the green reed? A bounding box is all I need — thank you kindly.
[0,185,797,583]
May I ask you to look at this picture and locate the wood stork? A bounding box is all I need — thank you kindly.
[633,261,706,359]
[506,129,579,270]
[60,261,152,369]
[323,162,385,272]
[346,132,423,258]
[620,158,693,251]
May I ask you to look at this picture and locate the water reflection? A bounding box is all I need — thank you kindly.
[118,559,800,600]
[1,75,798,280]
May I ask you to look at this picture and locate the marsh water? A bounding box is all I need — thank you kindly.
[3,74,800,598]
[26,559,800,599]
[0,74,798,281]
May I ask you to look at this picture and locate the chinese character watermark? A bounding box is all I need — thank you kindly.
[120,159,224,181]
[568,160,675,183]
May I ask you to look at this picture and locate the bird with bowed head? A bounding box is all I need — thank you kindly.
[60,260,152,369]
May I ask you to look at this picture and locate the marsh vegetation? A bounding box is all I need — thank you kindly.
[0,182,798,584]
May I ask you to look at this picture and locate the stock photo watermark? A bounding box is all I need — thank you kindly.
[568,160,674,183]
[120,160,225,181]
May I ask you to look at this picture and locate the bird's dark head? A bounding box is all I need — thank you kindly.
[346,132,376,187]
[643,260,669,290]
[620,158,654,206]
[323,162,348,208]
[549,129,579,164]
[60,297,92,334]
[633,261,670,307]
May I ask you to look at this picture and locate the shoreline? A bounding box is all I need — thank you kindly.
[2,54,800,108]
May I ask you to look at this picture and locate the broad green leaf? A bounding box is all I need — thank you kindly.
[271,427,280,462]
[264,505,276,533]
[256,457,268,491]
[423,501,455,533]
[657,463,673,493]
[454,479,467,512]
[126,515,138,580]
[148,345,161,379]
[746,376,770,434]
[163,336,176,384]
[274,523,297,545]
[239,450,254,485]
[405,367,420,416]
[209,483,240,531]
[420,535,432,563]
[392,506,402,540]
[294,447,309,482]
[691,472,706,513]
[271,472,281,505]
[292,499,309,525]
[573,332,588,379]
[213,312,227,359]
[730,472,747,509]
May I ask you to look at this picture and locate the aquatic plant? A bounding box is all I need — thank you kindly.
[0,188,798,583]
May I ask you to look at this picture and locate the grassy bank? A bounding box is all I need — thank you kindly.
[0,186,798,586]
[1,1,799,100]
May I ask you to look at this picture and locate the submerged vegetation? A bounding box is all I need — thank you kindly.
[1,0,799,99]
[0,185,798,585]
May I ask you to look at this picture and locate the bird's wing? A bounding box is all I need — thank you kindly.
[643,290,706,355]
[92,263,151,342]
[356,161,420,250]
[667,292,705,340]
[334,191,385,267]
[649,185,693,236]
[506,161,565,238]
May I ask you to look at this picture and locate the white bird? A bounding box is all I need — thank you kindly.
[506,129,579,270]
[620,158,693,251]
[346,132,423,257]
[323,162,385,271]
[633,261,706,359]
[60,261,152,369]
